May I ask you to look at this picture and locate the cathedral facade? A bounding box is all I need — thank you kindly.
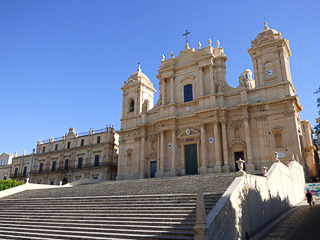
[116,23,317,180]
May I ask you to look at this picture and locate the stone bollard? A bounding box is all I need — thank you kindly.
[262,166,268,176]
[26,178,30,184]
[60,181,62,186]
[236,158,246,176]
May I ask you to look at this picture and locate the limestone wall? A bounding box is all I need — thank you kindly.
[205,160,305,239]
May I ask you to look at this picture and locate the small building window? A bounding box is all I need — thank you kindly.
[97,136,101,144]
[39,163,43,173]
[50,181,54,185]
[67,142,71,149]
[80,139,84,147]
[184,84,193,102]
[42,146,46,153]
[14,168,18,177]
[129,100,134,112]
[52,161,56,172]
[64,159,69,170]
[78,157,83,169]
[55,144,58,151]
[94,155,99,167]
[23,166,27,176]
[3,176,7,180]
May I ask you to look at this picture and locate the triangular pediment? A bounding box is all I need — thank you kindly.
[177,128,200,138]
[159,48,212,71]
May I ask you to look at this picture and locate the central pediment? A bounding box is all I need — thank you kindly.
[159,47,213,72]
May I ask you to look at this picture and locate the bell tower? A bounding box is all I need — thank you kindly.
[248,22,295,96]
[120,64,156,130]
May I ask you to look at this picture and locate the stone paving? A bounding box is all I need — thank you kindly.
[258,200,320,240]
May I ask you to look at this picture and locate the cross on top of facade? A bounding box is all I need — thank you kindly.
[183,29,191,43]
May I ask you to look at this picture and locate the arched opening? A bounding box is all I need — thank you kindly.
[62,177,68,185]
[129,99,134,112]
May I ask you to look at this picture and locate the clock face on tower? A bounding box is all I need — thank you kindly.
[266,69,274,76]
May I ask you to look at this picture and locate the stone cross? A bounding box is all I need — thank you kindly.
[183,29,191,43]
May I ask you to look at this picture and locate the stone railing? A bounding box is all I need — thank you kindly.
[0,179,62,199]
[194,156,305,239]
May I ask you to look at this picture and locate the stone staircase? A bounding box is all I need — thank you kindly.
[0,173,237,239]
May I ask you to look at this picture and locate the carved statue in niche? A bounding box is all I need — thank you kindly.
[142,99,149,113]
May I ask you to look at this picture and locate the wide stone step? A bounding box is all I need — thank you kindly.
[0,225,194,239]
[0,218,195,227]
[0,222,194,233]
[0,214,195,222]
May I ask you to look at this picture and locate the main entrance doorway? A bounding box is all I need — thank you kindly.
[185,144,198,175]
[234,151,245,171]
[150,161,157,178]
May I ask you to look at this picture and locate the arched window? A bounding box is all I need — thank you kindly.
[129,99,134,112]
[184,84,193,102]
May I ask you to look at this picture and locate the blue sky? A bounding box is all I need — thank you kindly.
[0,0,319,155]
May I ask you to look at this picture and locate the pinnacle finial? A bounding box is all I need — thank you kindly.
[264,21,269,30]
[161,54,165,62]
[137,62,141,71]
[185,41,190,49]
[208,38,212,46]
[170,51,174,58]
[216,40,220,48]
[198,42,201,49]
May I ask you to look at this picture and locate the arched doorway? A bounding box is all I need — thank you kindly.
[62,177,68,185]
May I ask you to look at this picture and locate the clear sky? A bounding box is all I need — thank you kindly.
[1,0,319,155]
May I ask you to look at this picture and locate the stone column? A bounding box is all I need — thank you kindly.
[170,76,175,103]
[199,66,204,96]
[209,63,215,93]
[200,123,207,174]
[243,109,254,171]
[161,78,165,106]
[213,120,222,173]
[139,128,146,179]
[158,130,165,177]
[221,120,230,172]
[170,127,177,176]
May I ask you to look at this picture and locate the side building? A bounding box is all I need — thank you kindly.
[10,151,34,182]
[30,126,118,185]
[0,153,15,180]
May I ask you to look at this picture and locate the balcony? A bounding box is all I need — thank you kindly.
[9,173,28,179]
[30,161,116,175]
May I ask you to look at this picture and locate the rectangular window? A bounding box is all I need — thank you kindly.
[81,139,84,147]
[42,146,46,153]
[97,136,101,144]
[50,181,54,185]
[23,166,27,176]
[3,176,7,180]
[14,168,18,177]
[39,163,43,173]
[184,84,193,102]
[94,155,99,167]
[55,144,58,151]
[52,161,56,172]
[67,142,71,149]
[78,157,83,169]
[64,159,69,170]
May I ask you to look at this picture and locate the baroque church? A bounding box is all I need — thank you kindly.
[116,22,317,180]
